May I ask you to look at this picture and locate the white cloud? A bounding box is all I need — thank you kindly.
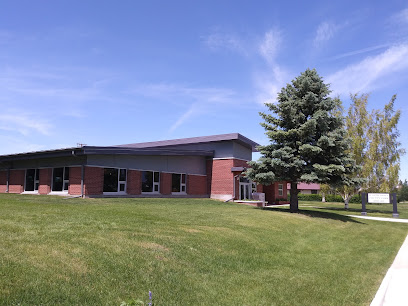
[254,29,289,105]
[327,43,408,95]
[0,112,52,136]
[259,29,282,64]
[169,105,197,133]
[131,83,238,132]
[327,43,391,60]
[314,22,337,44]
[202,31,246,55]
[254,66,290,105]
[393,8,408,25]
[131,83,236,104]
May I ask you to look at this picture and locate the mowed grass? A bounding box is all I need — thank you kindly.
[0,195,407,305]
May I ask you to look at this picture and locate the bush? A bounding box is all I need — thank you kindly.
[349,194,362,203]
[296,194,322,201]
[325,194,343,202]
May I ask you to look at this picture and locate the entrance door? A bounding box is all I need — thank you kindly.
[239,176,252,200]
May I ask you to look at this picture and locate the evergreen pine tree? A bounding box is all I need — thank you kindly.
[246,69,359,212]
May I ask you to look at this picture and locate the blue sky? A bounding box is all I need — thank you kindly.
[1,0,408,181]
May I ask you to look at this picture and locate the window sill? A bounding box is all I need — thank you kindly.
[142,192,161,195]
[22,191,39,194]
[171,192,187,195]
[49,191,69,195]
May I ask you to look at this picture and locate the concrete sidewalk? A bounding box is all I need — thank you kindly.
[371,234,408,305]
[347,215,408,223]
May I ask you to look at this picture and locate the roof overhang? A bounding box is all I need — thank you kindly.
[0,146,214,163]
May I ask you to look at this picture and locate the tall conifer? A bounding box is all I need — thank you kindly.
[246,69,359,212]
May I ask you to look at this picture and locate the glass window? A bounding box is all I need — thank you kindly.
[172,174,181,192]
[142,171,160,193]
[52,168,64,191]
[278,184,283,196]
[104,168,119,192]
[103,168,126,193]
[25,169,36,191]
[52,167,70,192]
[172,173,186,193]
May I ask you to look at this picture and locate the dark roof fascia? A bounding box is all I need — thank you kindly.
[116,133,260,152]
[0,146,214,162]
[82,146,214,157]
[0,148,84,162]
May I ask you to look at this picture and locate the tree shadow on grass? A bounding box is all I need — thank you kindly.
[262,206,365,224]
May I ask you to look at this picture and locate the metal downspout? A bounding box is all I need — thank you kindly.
[81,165,84,198]
[6,169,9,193]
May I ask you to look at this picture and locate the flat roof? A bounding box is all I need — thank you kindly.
[0,133,259,162]
[116,133,259,152]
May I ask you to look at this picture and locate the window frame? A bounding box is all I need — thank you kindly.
[278,183,284,197]
[24,168,39,193]
[50,167,70,194]
[172,173,187,194]
[141,171,160,194]
[103,167,127,195]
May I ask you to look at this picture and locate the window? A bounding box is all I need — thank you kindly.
[52,167,70,192]
[142,171,160,193]
[278,184,283,197]
[311,190,318,194]
[172,173,186,193]
[25,169,39,192]
[252,182,257,193]
[103,168,127,193]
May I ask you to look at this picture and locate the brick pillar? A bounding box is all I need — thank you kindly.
[69,167,82,195]
[127,170,141,195]
[160,172,172,195]
[9,169,25,193]
[38,168,52,195]
[0,170,7,193]
[84,167,104,195]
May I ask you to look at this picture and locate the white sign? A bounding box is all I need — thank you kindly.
[368,193,390,204]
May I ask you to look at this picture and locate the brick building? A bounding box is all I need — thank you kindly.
[0,133,287,203]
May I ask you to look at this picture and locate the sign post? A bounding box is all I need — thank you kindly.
[361,193,367,216]
[392,193,399,218]
[362,192,399,218]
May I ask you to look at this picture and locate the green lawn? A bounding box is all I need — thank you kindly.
[0,195,407,305]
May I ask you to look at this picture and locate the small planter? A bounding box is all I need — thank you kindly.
[256,201,265,208]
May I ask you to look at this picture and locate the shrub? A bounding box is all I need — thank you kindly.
[325,194,343,202]
[297,194,322,201]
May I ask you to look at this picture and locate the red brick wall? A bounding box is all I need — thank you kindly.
[210,159,234,195]
[187,174,207,195]
[127,170,141,195]
[263,182,288,203]
[263,184,275,204]
[0,170,7,193]
[84,166,103,195]
[275,181,288,199]
[38,168,52,195]
[210,159,249,196]
[160,172,172,195]
[9,170,24,193]
[69,167,82,195]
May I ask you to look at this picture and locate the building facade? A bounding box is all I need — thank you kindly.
[0,133,287,203]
